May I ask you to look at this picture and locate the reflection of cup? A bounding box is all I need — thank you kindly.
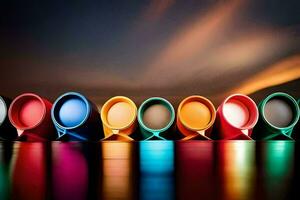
[138,97,175,140]
[102,142,135,199]
[11,143,48,200]
[9,93,55,141]
[101,96,137,141]
[258,141,294,199]
[215,94,258,140]
[52,143,88,200]
[176,142,216,199]
[252,92,299,140]
[218,141,255,199]
[0,142,13,200]
[140,141,175,199]
[0,96,17,140]
[52,92,104,141]
[177,96,216,140]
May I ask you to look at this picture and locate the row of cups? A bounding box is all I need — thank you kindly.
[0,92,299,141]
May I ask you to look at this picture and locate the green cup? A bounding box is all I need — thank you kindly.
[253,92,300,140]
[137,97,175,140]
[294,99,300,139]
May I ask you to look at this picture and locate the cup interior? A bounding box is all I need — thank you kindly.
[178,96,215,131]
[223,95,258,129]
[262,94,299,129]
[9,94,45,129]
[101,96,137,130]
[138,98,175,132]
[0,97,7,125]
[53,93,89,129]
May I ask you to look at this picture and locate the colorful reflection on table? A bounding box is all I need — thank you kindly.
[217,141,256,200]
[176,141,218,199]
[257,141,295,199]
[101,142,137,199]
[0,140,298,200]
[52,142,89,200]
[11,142,49,200]
[139,141,175,200]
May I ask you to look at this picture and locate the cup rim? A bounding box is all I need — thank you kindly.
[220,94,259,130]
[8,93,47,130]
[137,97,175,133]
[51,92,90,130]
[177,95,216,132]
[101,96,137,131]
[260,92,300,130]
[0,96,7,125]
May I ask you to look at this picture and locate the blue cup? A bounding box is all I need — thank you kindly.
[51,92,104,141]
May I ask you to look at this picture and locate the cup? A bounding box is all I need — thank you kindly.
[177,95,216,140]
[51,92,104,141]
[215,94,259,140]
[252,92,299,140]
[138,97,175,140]
[8,93,55,141]
[0,96,17,140]
[101,96,137,141]
[295,99,300,139]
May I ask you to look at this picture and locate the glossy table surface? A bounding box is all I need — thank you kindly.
[0,140,299,200]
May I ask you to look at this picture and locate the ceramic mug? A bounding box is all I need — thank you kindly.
[215,94,259,140]
[0,96,17,140]
[138,97,175,140]
[252,92,299,140]
[177,95,216,140]
[101,96,137,141]
[295,99,300,140]
[51,92,104,141]
[8,93,55,141]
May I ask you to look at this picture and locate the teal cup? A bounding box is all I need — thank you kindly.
[137,97,175,140]
[252,92,300,140]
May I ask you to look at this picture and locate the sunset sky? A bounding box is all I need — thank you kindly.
[1,0,300,106]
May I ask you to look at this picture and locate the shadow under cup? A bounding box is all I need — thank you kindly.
[177,96,216,140]
[217,94,258,139]
[9,93,54,141]
[138,97,175,140]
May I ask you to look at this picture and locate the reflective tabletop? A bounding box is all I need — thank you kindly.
[0,140,299,200]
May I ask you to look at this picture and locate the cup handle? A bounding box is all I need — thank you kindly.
[17,129,24,137]
[241,129,249,136]
[113,129,134,141]
[55,126,67,138]
[182,134,198,141]
[144,131,166,141]
[118,133,134,141]
[103,129,134,141]
[196,130,212,140]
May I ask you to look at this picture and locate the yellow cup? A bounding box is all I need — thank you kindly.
[177,95,216,140]
[101,96,137,141]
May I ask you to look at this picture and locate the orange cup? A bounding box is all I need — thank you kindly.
[177,96,216,140]
[101,96,137,141]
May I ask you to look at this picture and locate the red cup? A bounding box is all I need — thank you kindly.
[8,93,55,141]
[215,94,258,140]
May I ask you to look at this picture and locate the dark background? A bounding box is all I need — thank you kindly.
[1,0,300,108]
